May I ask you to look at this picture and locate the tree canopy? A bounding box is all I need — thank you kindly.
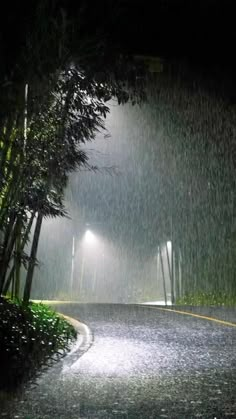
[0,1,146,302]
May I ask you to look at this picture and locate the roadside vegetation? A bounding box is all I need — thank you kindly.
[0,297,76,391]
[0,2,144,304]
[176,292,236,307]
[0,3,143,392]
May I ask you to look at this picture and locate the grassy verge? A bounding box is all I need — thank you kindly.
[176,292,236,307]
[0,297,76,391]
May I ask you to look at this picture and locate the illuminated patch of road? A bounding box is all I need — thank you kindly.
[62,336,179,377]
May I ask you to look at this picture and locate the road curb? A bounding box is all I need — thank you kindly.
[59,313,93,368]
[31,301,94,365]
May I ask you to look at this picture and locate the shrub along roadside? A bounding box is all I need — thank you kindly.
[176,292,236,307]
[0,297,76,391]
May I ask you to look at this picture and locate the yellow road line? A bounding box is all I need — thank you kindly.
[145,306,236,328]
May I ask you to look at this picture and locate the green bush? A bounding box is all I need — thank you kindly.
[0,297,76,391]
[176,291,236,307]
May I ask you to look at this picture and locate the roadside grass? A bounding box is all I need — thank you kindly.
[0,297,76,391]
[176,292,236,307]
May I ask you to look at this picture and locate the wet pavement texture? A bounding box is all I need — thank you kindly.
[2,304,236,418]
[141,304,236,325]
[169,306,236,324]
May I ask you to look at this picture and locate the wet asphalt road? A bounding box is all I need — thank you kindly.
[3,304,236,418]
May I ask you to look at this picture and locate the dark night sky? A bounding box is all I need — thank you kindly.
[106,0,236,81]
[120,1,236,99]
[126,1,235,58]
[1,1,236,74]
[66,0,236,86]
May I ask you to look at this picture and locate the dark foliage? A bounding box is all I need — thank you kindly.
[0,0,146,300]
[0,297,76,391]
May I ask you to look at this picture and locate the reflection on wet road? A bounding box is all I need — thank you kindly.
[3,304,236,418]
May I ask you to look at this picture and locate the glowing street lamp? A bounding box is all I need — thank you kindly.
[84,229,96,244]
[70,229,96,298]
[70,224,105,300]
[80,229,100,294]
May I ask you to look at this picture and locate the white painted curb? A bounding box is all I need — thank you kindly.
[59,313,93,368]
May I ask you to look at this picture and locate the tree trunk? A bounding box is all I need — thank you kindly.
[23,212,43,304]
[14,229,21,299]
[0,217,18,294]
[0,118,14,179]
[3,211,35,296]
[3,267,14,296]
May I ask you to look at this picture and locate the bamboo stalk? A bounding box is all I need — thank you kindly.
[23,212,43,304]
[3,211,36,296]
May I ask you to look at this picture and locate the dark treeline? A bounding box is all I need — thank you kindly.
[1,1,235,305]
[148,62,236,301]
[0,0,145,303]
[32,60,236,304]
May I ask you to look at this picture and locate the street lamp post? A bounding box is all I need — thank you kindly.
[80,229,97,296]
[70,235,75,298]
[156,248,160,299]
[73,224,106,301]
[166,240,174,305]
[80,252,85,293]
[159,245,167,306]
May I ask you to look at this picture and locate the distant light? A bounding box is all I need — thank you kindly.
[167,240,172,248]
[84,229,96,244]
